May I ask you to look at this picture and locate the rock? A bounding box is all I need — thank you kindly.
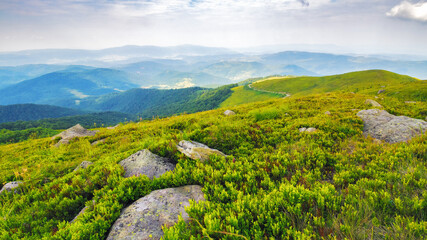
[377,89,385,94]
[52,124,97,146]
[106,185,205,240]
[299,127,317,133]
[0,181,23,195]
[357,109,427,143]
[74,161,93,171]
[365,99,382,108]
[91,138,106,146]
[374,96,379,99]
[107,124,119,130]
[306,127,317,133]
[324,111,331,115]
[223,110,236,116]
[177,140,227,162]
[405,101,417,104]
[119,149,175,179]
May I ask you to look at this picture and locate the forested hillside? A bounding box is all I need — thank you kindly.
[0,104,86,123]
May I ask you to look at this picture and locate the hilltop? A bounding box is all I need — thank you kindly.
[251,70,426,101]
[0,89,426,239]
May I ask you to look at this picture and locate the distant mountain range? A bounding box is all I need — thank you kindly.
[0,104,86,123]
[0,68,138,105]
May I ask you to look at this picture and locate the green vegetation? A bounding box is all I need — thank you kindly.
[0,112,133,131]
[0,128,59,145]
[0,92,425,239]
[0,104,85,123]
[252,70,427,101]
[220,85,281,107]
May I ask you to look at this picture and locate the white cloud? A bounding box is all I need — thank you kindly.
[387,1,427,22]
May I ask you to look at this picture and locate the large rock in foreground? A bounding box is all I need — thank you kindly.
[107,185,205,240]
[119,149,175,179]
[177,140,227,162]
[52,124,97,146]
[357,109,427,143]
[0,181,23,195]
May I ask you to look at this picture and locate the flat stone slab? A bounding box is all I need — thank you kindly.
[177,140,226,162]
[0,181,23,195]
[106,185,205,240]
[357,109,427,143]
[119,149,175,179]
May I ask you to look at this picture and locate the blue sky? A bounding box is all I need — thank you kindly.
[0,0,426,55]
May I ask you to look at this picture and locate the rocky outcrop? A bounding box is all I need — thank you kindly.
[324,111,331,115]
[177,140,227,162]
[0,181,23,195]
[107,124,119,130]
[299,127,317,133]
[357,109,427,143]
[73,161,93,172]
[365,99,382,108]
[71,200,95,223]
[377,89,385,94]
[224,110,236,116]
[52,124,97,146]
[106,185,205,240]
[119,149,175,179]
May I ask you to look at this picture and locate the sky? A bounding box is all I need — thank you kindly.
[1,0,427,55]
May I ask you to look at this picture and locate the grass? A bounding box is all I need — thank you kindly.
[1,92,426,239]
[219,85,282,107]
[252,70,426,101]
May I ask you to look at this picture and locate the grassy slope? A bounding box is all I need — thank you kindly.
[220,85,282,107]
[0,92,425,239]
[252,70,427,101]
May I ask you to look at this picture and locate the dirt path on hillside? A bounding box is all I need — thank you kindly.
[248,84,291,98]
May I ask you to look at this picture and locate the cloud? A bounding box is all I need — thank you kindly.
[387,1,427,22]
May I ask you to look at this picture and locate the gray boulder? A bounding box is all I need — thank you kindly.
[0,181,23,195]
[365,99,382,108]
[324,111,331,115]
[357,109,427,143]
[177,140,227,162]
[73,161,93,172]
[91,138,106,146]
[107,185,205,240]
[119,149,175,179]
[224,110,236,116]
[52,124,97,146]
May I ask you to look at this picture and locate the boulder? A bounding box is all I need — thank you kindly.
[177,140,226,162]
[365,99,382,108]
[405,101,417,104]
[0,181,23,195]
[357,109,427,143]
[106,185,205,240]
[119,149,175,179]
[52,124,97,146]
[324,111,331,115]
[377,89,385,94]
[73,161,93,172]
[299,127,317,133]
[224,110,236,116]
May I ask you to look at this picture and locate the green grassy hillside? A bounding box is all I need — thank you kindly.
[1,92,425,239]
[252,70,427,101]
[220,85,281,107]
